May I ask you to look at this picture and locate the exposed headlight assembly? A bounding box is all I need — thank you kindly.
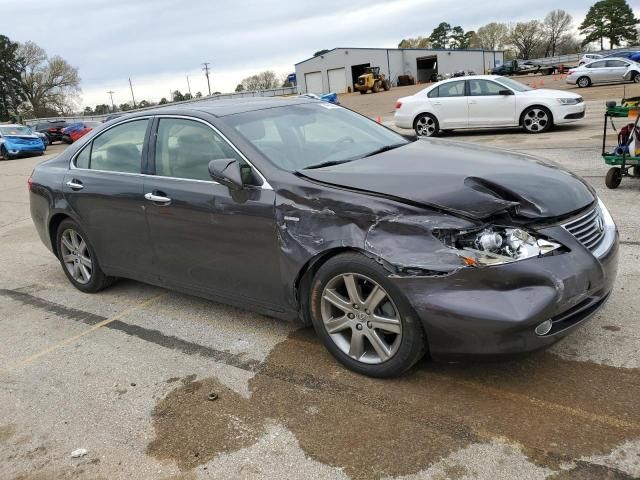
[557,97,582,105]
[437,227,562,267]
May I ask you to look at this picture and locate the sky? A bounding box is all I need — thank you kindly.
[2,0,635,108]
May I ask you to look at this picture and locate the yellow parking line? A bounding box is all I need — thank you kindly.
[3,292,166,372]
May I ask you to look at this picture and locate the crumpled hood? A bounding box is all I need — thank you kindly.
[298,139,595,220]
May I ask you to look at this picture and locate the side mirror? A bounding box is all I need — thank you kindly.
[499,89,514,96]
[208,159,243,191]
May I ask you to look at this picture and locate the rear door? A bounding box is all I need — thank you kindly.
[143,116,283,312]
[63,118,154,277]
[605,60,630,82]
[429,80,468,128]
[467,79,516,126]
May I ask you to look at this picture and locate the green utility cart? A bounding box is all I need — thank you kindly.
[602,98,640,189]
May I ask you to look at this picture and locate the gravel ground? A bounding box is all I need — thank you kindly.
[1,78,640,480]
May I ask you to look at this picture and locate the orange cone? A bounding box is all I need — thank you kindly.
[377,116,382,123]
[532,80,537,89]
[540,78,544,87]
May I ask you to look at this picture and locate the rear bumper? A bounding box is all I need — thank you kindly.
[391,224,618,360]
[394,111,414,129]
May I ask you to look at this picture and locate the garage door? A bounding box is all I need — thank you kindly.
[327,68,347,94]
[305,72,323,94]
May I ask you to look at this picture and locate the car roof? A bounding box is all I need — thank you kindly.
[121,96,318,120]
[434,75,505,83]
[0,124,29,128]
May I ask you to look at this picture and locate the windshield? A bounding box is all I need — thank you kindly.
[0,126,32,136]
[495,77,532,92]
[227,103,407,171]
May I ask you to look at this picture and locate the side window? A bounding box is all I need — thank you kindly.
[75,145,90,169]
[586,61,606,69]
[437,81,465,97]
[427,87,439,98]
[155,118,243,182]
[89,119,148,173]
[606,60,627,68]
[469,80,504,96]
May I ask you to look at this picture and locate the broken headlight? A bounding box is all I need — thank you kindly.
[436,227,562,267]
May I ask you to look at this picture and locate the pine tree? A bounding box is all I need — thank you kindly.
[580,0,639,49]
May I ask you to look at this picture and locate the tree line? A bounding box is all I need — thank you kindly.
[397,0,638,59]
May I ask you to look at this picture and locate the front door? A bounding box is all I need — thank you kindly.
[467,79,516,126]
[63,118,153,276]
[429,80,468,128]
[143,116,283,312]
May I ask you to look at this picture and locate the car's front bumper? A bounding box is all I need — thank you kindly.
[554,103,586,124]
[5,146,45,157]
[392,224,618,360]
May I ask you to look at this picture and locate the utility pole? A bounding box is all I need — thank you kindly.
[186,75,192,96]
[202,62,212,96]
[107,91,115,112]
[128,77,137,108]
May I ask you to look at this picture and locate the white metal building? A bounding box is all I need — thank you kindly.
[295,47,505,94]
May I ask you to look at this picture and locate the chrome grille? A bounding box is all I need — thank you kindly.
[563,207,605,251]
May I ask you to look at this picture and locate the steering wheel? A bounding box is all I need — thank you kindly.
[328,136,355,156]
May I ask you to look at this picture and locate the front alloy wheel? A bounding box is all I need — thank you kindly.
[321,273,402,364]
[522,107,551,133]
[309,252,426,377]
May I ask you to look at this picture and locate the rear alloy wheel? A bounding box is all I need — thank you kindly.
[310,253,426,377]
[56,219,115,293]
[577,76,591,88]
[414,113,439,137]
[632,72,640,84]
[522,107,552,134]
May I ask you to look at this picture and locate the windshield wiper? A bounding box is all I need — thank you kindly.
[360,143,406,159]
[303,159,355,170]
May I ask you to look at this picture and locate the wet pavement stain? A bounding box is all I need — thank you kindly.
[547,461,637,479]
[148,328,640,479]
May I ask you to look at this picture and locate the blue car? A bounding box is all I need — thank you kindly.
[0,124,46,160]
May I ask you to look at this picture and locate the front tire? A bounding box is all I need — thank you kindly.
[577,76,591,88]
[309,252,426,378]
[414,113,439,137]
[1,145,13,160]
[605,167,622,189]
[56,219,115,293]
[521,106,552,134]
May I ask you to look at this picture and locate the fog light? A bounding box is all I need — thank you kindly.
[535,320,553,336]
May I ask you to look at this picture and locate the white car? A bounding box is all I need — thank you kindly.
[566,58,640,88]
[579,53,603,65]
[394,75,585,136]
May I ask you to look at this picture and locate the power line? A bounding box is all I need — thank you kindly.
[202,62,212,96]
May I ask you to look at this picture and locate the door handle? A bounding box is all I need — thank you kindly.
[432,101,442,105]
[144,192,171,205]
[66,179,83,190]
[468,100,477,104]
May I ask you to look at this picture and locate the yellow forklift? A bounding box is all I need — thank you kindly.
[354,67,391,94]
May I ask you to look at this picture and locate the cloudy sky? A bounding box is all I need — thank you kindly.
[2,0,629,108]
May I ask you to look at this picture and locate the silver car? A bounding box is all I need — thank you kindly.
[567,58,640,87]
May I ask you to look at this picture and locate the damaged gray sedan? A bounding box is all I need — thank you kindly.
[29,98,618,377]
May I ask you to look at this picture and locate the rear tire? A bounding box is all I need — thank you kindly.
[605,167,622,189]
[372,82,381,93]
[414,113,439,137]
[577,76,591,88]
[383,79,391,91]
[309,252,426,378]
[632,72,640,84]
[359,90,367,95]
[56,219,115,293]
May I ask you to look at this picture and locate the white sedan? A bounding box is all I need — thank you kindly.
[394,75,585,136]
